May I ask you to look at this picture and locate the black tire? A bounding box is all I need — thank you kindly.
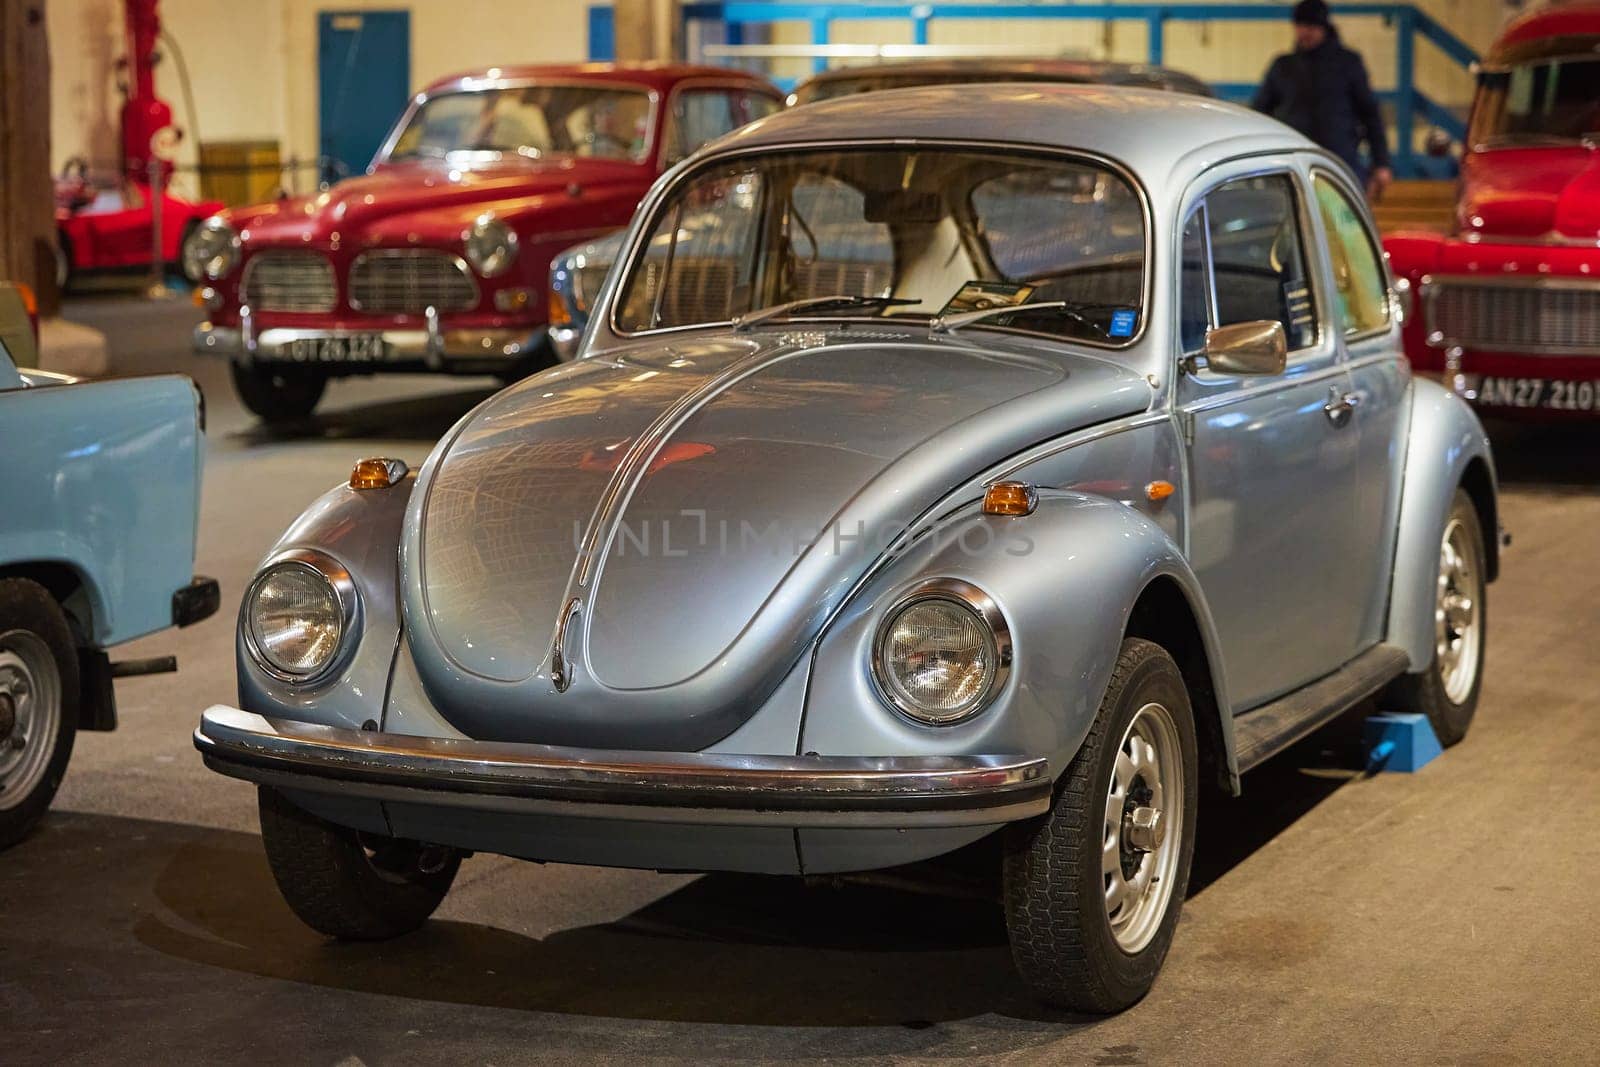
[0,579,80,850]
[230,362,327,423]
[1003,638,1198,1013]
[257,786,459,940]
[1386,489,1487,747]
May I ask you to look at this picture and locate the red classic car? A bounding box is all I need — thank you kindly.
[1386,2,1600,417]
[192,63,781,421]
[56,164,224,289]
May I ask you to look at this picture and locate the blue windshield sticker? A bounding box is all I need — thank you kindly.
[1109,309,1137,338]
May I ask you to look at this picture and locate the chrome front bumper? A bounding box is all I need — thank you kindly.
[194,706,1051,829]
[193,319,544,368]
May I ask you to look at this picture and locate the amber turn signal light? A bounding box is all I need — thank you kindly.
[350,457,409,490]
[1146,480,1175,502]
[547,285,572,327]
[983,481,1037,516]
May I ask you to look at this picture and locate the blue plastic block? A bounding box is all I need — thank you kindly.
[1363,713,1443,773]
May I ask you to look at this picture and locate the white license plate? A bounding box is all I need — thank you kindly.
[282,334,385,363]
[1475,376,1600,413]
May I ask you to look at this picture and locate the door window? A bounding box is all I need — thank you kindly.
[1185,173,1318,355]
[663,89,781,165]
[1312,174,1391,337]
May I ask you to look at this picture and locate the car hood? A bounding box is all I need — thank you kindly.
[1459,146,1600,241]
[399,327,1152,749]
[229,158,645,245]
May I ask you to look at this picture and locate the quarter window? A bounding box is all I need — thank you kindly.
[663,89,781,165]
[1180,173,1319,359]
[1312,174,1391,336]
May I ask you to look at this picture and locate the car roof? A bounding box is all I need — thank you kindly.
[419,62,778,97]
[795,57,1207,93]
[1486,2,1600,66]
[714,82,1308,184]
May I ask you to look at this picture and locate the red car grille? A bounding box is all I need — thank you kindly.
[241,252,336,313]
[1428,280,1600,354]
[348,250,479,313]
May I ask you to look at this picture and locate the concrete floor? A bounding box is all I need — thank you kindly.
[3,295,1598,1064]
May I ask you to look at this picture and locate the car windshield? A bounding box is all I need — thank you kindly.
[387,84,653,163]
[613,146,1146,346]
[1469,57,1600,146]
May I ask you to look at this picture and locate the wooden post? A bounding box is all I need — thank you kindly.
[613,0,681,62]
[0,0,55,315]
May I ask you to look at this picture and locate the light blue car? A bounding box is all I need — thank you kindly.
[0,284,218,847]
[199,88,1497,1011]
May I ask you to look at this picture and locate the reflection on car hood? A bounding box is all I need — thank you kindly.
[1459,146,1600,240]
[228,158,645,244]
[401,326,1151,748]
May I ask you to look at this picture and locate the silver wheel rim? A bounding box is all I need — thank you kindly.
[1436,517,1481,705]
[1103,701,1183,954]
[0,630,62,812]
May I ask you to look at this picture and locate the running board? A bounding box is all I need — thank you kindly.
[1233,644,1412,773]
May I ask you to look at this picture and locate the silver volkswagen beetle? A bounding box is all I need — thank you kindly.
[196,85,1498,1012]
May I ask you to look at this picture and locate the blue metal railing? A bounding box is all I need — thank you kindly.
[675,2,1480,178]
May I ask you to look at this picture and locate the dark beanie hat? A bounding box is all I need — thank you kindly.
[1293,0,1332,26]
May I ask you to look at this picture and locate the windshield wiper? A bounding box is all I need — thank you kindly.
[932,300,1114,338]
[733,295,920,330]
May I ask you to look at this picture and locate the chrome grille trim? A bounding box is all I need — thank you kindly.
[241,252,336,313]
[349,250,480,313]
[1425,276,1600,356]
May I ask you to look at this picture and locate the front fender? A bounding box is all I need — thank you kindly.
[1387,378,1498,673]
[802,492,1233,783]
[235,473,416,729]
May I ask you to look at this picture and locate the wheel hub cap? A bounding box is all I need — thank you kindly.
[1435,517,1481,705]
[1103,701,1184,953]
[0,633,62,810]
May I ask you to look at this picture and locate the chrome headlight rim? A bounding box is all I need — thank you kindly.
[188,215,241,281]
[463,215,519,278]
[242,548,360,685]
[871,578,1012,727]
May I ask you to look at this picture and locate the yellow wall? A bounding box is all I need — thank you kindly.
[49,0,590,200]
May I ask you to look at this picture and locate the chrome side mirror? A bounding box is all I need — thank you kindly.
[1424,127,1454,158]
[1201,320,1287,376]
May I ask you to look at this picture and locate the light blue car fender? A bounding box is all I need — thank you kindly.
[0,374,203,646]
[803,491,1237,789]
[1385,378,1500,674]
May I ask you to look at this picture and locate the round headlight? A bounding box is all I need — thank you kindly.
[245,554,353,681]
[874,583,1009,724]
[185,216,240,281]
[464,216,519,277]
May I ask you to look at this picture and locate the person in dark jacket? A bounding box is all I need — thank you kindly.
[1253,0,1393,199]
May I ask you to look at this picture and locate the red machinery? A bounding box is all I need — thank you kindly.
[54,0,223,287]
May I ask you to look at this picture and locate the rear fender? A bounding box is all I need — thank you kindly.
[1386,378,1498,673]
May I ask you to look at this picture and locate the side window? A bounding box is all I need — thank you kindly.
[1202,174,1318,352]
[1312,174,1390,336]
[664,89,781,165]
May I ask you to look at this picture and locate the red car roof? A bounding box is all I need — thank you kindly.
[419,62,777,97]
[1488,2,1600,64]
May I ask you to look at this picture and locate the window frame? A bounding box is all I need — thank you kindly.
[1177,163,1327,369]
[607,137,1156,350]
[1308,166,1394,343]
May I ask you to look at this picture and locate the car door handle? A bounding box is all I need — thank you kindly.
[1323,387,1361,427]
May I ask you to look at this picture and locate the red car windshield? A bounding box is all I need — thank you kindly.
[387,84,653,163]
[1469,56,1600,147]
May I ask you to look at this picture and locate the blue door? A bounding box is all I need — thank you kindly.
[318,10,410,182]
